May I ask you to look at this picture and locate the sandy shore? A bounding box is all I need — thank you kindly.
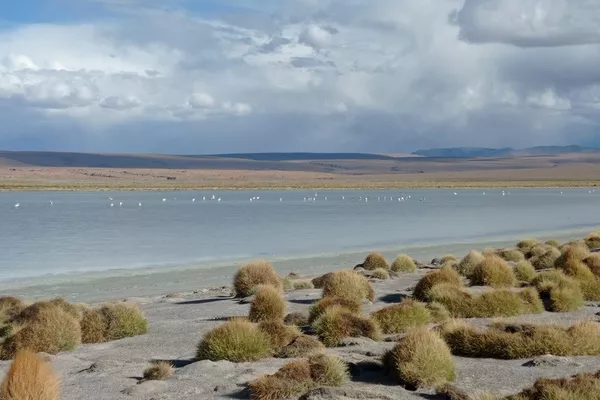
[1,271,599,400]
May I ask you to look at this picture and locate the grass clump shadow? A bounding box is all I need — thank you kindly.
[391,254,417,273]
[196,319,272,362]
[470,255,516,288]
[233,260,282,298]
[385,327,456,390]
[0,349,60,400]
[371,299,432,334]
[321,270,375,303]
[311,305,381,347]
[249,285,287,323]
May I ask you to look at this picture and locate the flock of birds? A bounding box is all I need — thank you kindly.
[7,189,598,209]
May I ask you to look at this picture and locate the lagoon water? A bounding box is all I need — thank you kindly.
[1,188,599,301]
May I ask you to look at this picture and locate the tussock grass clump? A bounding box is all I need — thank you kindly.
[426,302,451,323]
[282,277,295,292]
[196,319,272,362]
[292,279,314,290]
[278,334,325,358]
[371,268,390,280]
[413,266,462,302]
[441,254,458,265]
[514,261,536,282]
[312,272,332,289]
[233,260,282,298]
[100,302,148,341]
[321,270,375,303]
[507,371,600,400]
[585,232,600,249]
[372,299,432,334]
[360,252,390,270]
[529,247,560,270]
[517,238,540,252]
[456,250,484,278]
[142,361,174,382]
[0,349,59,400]
[532,270,584,312]
[257,320,300,352]
[555,243,591,268]
[583,253,600,277]
[391,254,417,273]
[284,312,308,326]
[0,297,25,324]
[249,285,287,323]
[439,320,600,359]
[309,297,361,324]
[308,353,349,386]
[527,244,549,258]
[80,308,108,344]
[496,249,525,263]
[556,257,600,301]
[2,307,81,359]
[545,239,561,248]
[427,285,543,318]
[470,255,516,288]
[312,305,381,347]
[386,327,456,389]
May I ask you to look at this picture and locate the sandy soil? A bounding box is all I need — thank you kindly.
[2,267,599,400]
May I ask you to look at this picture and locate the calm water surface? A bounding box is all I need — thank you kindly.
[1,188,599,300]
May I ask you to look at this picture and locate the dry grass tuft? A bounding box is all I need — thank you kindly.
[506,371,600,400]
[439,320,600,359]
[413,266,462,302]
[196,319,272,362]
[308,352,350,386]
[557,256,600,301]
[249,285,287,323]
[517,238,540,252]
[427,285,543,318]
[278,334,325,358]
[321,270,375,303]
[391,254,417,273]
[311,272,333,289]
[545,239,561,248]
[583,253,600,277]
[529,247,560,270]
[371,268,390,280]
[387,327,456,389]
[142,361,174,382]
[456,251,485,278]
[1,306,81,359]
[257,320,300,352]
[311,305,381,347]
[284,312,309,326]
[309,297,362,324]
[426,302,451,323]
[292,279,314,290]
[100,302,148,341]
[0,349,60,400]
[555,243,591,268]
[360,252,390,270]
[233,260,282,298]
[496,249,525,263]
[585,232,600,249]
[248,360,314,400]
[372,299,432,334]
[80,308,108,344]
[441,254,459,265]
[0,297,25,324]
[514,261,536,282]
[470,255,516,288]
[532,270,584,312]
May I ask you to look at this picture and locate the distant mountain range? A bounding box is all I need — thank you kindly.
[411,145,600,158]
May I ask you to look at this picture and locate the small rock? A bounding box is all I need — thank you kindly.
[121,381,168,396]
[165,293,182,298]
[523,355,583,368]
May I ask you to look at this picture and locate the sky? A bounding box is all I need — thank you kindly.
[1,0,600,154]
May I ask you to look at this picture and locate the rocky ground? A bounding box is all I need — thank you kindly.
[1,270,599,400]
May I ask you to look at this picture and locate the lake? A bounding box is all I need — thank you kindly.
[1,188,599,301]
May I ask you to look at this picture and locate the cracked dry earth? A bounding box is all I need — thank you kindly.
[2,271,600,400]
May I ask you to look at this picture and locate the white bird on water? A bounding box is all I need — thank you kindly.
[138,202,142,207]
[162,198,167,202]
[119,202,123,207]
[109,197,113,201]
[280,198,283,202]
[203,196,206,201]
[218,197,221,202]
[110,203,114,207]
[192,198,196,202]
[14,203,20,208]
[49,200,53,205]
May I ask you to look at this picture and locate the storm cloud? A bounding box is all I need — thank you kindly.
[0,0,599,153]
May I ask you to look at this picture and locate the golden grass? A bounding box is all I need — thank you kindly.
[426,302,452,323]
[308,353,349,386]
[371,299,432,334]
[284,312,309,326]
[321,270,375,303]
[248,360,314,400]
[439,320,600,359]
[470,255,516,288]
[371,268,390,280]
[527,244,548,258]
[100,302,148,341]
[309,297,362,324]
[142,361,174,381]
[311,272,332,289]
[516,238,540,252]
[386,327,456,389]
[1,306,81,359]
[257,320,300,353]
[545,239,561,248]
[529,247,560,270]
[0,297,25,324]
[249,285,287,323]
[233,260,283,298]
[391,254,417,273]
[413,266,462,302]
[441,254,459,265]
[514,261,536,282]
[506,371,600,400]
[584,232,600,249]
[583,253,600,277]
[456,250,485,277]
[278,334,325,358]
[360,252,390,270]
[80,308,108,344]
[292,279,314,290]
[555,243,591,268]
[311,305,381,347]
[196,319,272,362]
[496,249,525,263]
[532,270,584,312]
[427,285,543,318]
[0,349,59,400]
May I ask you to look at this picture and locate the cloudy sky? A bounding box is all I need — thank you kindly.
[1,0,600,154]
